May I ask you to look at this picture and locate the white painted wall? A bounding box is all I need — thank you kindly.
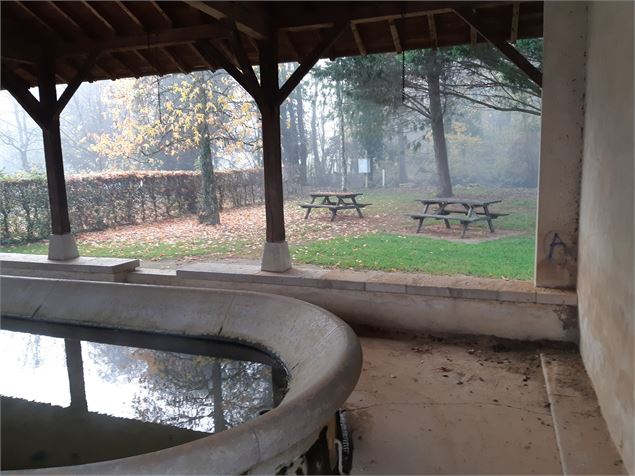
[577,2,634,472]
[535,2,588,288]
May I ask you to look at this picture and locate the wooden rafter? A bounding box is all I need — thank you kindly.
[388,19,402,54]
[54,52,100,117]
[510,3,520,43]
[116,0,144,29]
[350,23,367,56]
[162,46,188,73]
[453,7,542,87]
[47,1,83,33]
[276,2,473,32]
[80,0,115,33]
[0,71,45,128]
[110,52,143,78]
[281,31,301,61]
[226,21,260,93]
[185,1,268,40]
[470,26,478,47]
[148,1,174,27]
[427,14,438,49]
[278,21,349,104]
[15,1,57,35]
[193,41,263,104]
[5,23,231,63]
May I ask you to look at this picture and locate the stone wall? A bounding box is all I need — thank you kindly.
[577,2,634,472]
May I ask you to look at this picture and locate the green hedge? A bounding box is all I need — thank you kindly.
[0,169,266,245]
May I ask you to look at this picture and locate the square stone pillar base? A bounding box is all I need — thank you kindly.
[261,241,292,273]
[48,233,80,260]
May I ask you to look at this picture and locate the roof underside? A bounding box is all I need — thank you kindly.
[1,1,543,87]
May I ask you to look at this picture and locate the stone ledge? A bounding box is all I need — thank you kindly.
[176,263,578,306]
[0,253,139,275]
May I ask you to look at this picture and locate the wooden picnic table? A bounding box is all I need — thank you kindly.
[409,197,506,238]
[300,192,371,222]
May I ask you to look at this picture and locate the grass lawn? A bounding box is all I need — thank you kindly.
[4,239,247,261]
[292,233,535,280]
[2,186,537,279]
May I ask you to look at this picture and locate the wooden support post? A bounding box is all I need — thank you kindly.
[259,38,286,244]
[38,59,73,238]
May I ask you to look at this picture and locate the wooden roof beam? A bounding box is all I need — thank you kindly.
[185,1,269,40]
[453,7,542,87]
[388,19,402,54]
[350,23,367,56]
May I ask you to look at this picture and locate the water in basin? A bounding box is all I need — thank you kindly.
[0,317,287,471]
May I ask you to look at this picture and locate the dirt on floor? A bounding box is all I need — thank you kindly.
[345,329,578,474]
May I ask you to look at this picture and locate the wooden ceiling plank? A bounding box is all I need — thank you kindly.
[350,23,367,56]
[388,19,402,54]
[511,3,520,43]
[278,20,349,105]
[185,1,268,41]
[453,7,542,87]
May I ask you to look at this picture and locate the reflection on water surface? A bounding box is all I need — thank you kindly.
[0,318,287,470]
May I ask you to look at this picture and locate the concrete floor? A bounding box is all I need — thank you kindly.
[345,330,626,475]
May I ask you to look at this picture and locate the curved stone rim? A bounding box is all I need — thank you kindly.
[0,276,363,475]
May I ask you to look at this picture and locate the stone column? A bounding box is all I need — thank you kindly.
[534,2,588,288]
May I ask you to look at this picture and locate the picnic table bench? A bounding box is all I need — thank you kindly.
[301,192,371,222]
[409,198,507,238]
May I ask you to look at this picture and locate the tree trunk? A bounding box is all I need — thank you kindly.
[426,51,453,197]
[295,86,308,186]
[336,79,347,192]
[397,121,409,183]
[196,73,220,224]
[310,82,323,185]
[198,120,221,225]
